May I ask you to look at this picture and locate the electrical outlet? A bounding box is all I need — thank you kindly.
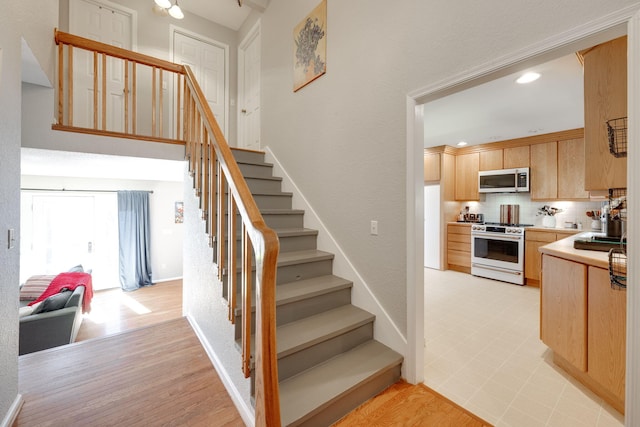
[370,220,378,236]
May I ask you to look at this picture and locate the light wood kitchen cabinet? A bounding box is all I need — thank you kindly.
[583,36,627,190]
[447,223,471,273]
[479,150,503,171]
[530,141,558,200]
[558,138,590,200]
[503,146,530,168]
[424,153,441,182]
[588,266,626,405]
[541,254,588,372]
[455,152,479,201]
[525,230,579,286]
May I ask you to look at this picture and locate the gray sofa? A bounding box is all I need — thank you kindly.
[19,286,85,355]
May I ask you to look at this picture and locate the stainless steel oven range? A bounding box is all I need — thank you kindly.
[471,223,530,285]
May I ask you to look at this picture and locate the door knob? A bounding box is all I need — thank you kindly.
[241,109,247,114]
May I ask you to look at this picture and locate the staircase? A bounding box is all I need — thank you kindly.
[228,148,403,426]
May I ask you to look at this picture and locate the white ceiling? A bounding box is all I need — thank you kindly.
[180,0,252,31]
[21,148,186,182]
[423,53,585,148]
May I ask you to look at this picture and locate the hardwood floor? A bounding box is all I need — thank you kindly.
[332,381,493,427]
[76,279,183,341]
[15,318,244,427]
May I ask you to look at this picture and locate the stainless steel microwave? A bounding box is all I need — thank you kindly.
[478,168,530,193]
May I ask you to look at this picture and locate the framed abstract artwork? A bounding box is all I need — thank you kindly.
[175,201,184,224]
[293,0,327,92]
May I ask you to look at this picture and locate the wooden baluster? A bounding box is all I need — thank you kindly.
[132,63,137,135]
[242,227,253,378]
[152,66,157,137]
[182,78,189,143]
[190,98,197,175]
[217,164,226,282]
[202,129,210,222]
[68,46,73,126]
[101,53,106,130]
[57,43,64,125]
[228,196,237,322]
[93,51,98,129]
[159,69,163,138]
[176,73,182,141]
[210,148,218,249]
[196,118,202,196]
[124,59,129,134]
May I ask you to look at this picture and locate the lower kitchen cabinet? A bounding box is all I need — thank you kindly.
[588,266,626,405]
[540,253,626,413]
[524,229,578,286]
[541,255,587,371]
[447,223,471,273]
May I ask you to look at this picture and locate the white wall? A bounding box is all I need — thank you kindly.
[259,0,640,340]
[0,1,58,422]
[20,175,184,283]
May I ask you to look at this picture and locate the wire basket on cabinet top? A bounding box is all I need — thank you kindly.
[607,116,627,158]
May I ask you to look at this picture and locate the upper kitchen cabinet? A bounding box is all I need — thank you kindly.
[479,149,503,171]
[583,36,627,190]
[455,152,479,200]
[530,141,558,200]
[558,138,590,199]
[503,146,530,169]
[424,152,441,182]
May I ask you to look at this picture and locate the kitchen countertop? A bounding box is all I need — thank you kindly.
[538,231,611,269]
[526,226,583,233]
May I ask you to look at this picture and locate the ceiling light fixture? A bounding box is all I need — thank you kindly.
[154,0,184,19]
[457,141,468,147]
[516,72,541,84]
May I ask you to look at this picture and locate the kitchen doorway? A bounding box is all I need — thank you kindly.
[407,8,640,425]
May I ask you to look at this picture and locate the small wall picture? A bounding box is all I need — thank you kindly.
[175,201,184,223]
[293,0,327,92]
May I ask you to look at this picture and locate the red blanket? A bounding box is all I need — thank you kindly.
[28,272,93,313]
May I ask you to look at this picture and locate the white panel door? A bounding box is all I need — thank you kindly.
[70,0,132,131]
[240,29,261,150]
[174,32,227,137]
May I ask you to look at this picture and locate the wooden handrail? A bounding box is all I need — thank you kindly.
[54,29,282,426]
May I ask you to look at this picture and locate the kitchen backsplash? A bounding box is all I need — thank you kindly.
[462,193,604,229]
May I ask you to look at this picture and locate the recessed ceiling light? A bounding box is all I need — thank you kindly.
[457,141,468,147]
[517,72,541,84]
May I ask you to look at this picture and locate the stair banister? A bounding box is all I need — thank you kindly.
[54,29,282,427]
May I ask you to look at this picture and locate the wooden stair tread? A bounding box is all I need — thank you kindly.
[279,340,403,426]
[275,305,374,357]
[276,249,334,266]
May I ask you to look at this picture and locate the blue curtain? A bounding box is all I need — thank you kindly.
[117,191,152,291]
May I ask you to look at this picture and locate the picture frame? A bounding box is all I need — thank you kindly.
[293,0,327,92]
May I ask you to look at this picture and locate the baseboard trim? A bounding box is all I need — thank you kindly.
[185,314,255,427]
[263,147,407,361]
[153,276,183,283]
[1,394,24,427]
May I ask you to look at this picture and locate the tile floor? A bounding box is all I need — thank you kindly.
[423,268,625,427]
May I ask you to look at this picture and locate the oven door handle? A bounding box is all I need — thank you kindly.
[472,234,523,241]
[472,263,523,276]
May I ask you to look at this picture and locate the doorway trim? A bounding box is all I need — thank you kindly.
[238,19,261,150]
[406,5,640,424]
[169,25,230,138]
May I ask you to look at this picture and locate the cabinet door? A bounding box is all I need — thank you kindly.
[504,146,530,168]
[424,153,441,182]
[584,36,627,190]
[530,141,558,200]
[479,150,503,171]
[455,153,479,201]
[588,266,626,402]
[558,138,589,200]
[524,231,556,283]
[541,254,587,371]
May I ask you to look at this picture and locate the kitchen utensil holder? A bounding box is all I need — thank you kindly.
[607,116,627,158]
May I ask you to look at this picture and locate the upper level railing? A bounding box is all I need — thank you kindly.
[54,29,281,426]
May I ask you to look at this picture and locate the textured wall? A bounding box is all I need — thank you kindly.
[0,0,58,421]
[181,171,253,421]
[260,0,639,337]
